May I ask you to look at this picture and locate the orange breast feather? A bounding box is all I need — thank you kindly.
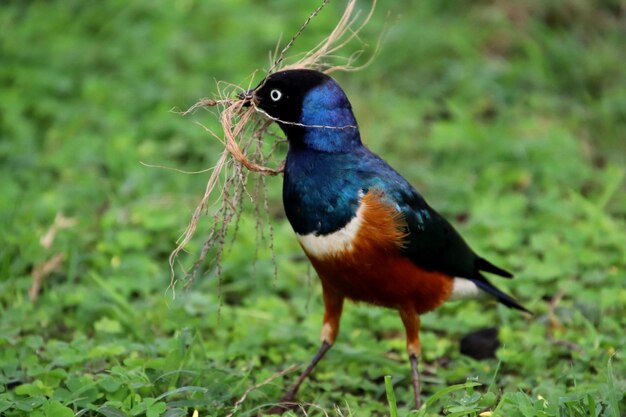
[300,190,453,314]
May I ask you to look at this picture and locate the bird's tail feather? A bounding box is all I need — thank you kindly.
[476,257,513,278]
[472,275,531,314]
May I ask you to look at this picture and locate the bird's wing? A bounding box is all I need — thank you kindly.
[358,151,528,312]
[394,187,528,312]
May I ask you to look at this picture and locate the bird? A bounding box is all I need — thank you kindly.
[243,69,529,413]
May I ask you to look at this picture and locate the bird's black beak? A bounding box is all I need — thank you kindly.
[238,89,255,107]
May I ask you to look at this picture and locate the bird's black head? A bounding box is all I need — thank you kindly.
[251,69,329,125]
[249,69,360,152]
[246,69,361,152]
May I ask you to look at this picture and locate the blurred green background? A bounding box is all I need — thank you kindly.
[1,1,625,416]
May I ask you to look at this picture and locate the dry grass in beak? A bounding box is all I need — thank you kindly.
[169,0,377,294]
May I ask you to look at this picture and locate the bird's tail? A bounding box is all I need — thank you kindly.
[472,274,531,314]
[476,257,513,278]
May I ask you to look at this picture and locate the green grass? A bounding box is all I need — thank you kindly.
[1,0,625,416]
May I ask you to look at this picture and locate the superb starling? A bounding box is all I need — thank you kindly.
[246,69,528,412]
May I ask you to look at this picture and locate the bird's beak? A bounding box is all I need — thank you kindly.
[238,89,255,107]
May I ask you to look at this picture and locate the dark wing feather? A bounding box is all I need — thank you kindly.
[353,147,528,312]
[396,188,529,312]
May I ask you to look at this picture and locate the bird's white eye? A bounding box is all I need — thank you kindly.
[270,89,282,101]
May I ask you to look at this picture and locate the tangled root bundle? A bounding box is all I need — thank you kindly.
[169,0,377,293]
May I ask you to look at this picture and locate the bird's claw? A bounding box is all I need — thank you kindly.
[265,396,298,415]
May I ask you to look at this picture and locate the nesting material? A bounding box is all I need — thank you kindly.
[169,0,377,292]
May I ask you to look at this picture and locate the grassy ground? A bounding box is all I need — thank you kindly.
[1,1,625,416]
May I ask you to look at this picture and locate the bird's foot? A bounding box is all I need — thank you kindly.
[265,391,298,415]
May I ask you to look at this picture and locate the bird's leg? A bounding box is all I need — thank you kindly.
[267,288,344,414]
[408,351,421,409]
[399,307,422,410]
